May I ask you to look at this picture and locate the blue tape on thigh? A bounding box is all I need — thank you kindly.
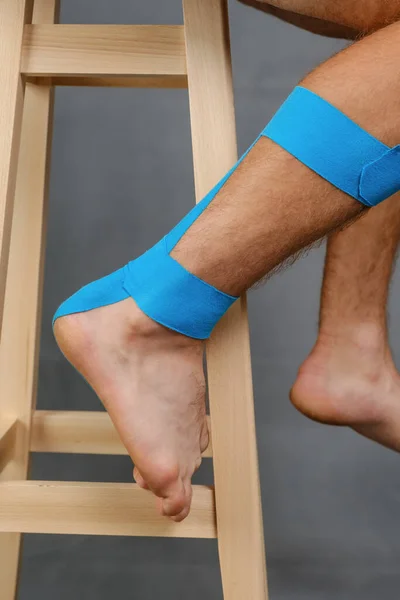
[262,86,400,207]
[54,86,400,338]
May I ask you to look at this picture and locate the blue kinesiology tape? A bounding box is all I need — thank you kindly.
[54,86,400,339]
[52,142,257,339]
[263,86,400,207]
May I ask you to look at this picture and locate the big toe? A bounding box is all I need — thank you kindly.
[169,480,193,522]
[159,477,188,518]
[142,458,190,518]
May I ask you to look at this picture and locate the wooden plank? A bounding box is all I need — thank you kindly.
[22,25,187,77]
[0,0,30,340]
[0,481,216,538]
[0,417,18,474]
[30,74,188,88]
[0,55,55,482]
[31,411,213,457]
[183,0,268,598]
[0,417,17,448]
[0,2,59,598]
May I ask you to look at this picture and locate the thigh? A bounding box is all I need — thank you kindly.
[241,0,400,32]
[238,0,358,39]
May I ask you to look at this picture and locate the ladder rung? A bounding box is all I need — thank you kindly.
[0,417,17,473]
[21,25,187,78]
[28,75,188,88]
[31,411,213,457]
[0,481,216,538]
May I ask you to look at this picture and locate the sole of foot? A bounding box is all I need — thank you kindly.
[54,297,209,521]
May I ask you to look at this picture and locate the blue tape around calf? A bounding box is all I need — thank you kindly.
[262,86,400,207]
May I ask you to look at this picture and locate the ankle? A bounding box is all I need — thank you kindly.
[316,321,391,365]
[125,302,204,352]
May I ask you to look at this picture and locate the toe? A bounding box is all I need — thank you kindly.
[160,478,187,517]
[200,421,210,454]
[141,457,188,517]
[170,505,191,522]
[133,466,149,490]
[168,478,193,522]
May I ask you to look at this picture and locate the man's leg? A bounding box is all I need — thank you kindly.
[237,0,358,39]
[247,0,400,450]
[170,21,400,294]
[245,0,400,32]
[291,197,400,450]
[55,19,400,520]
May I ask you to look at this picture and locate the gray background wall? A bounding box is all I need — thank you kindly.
[19,1,400,598]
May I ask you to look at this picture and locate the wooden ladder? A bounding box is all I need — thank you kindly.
[0,0,268,597]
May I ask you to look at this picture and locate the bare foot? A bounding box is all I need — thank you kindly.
[290,325,400,451]
[54,299,209,522]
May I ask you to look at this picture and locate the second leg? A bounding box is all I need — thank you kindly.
[292,196,400,451]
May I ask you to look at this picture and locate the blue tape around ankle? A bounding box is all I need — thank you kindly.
[262,86,400,207]
[54,86,400,339]
[52,145,255,339]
